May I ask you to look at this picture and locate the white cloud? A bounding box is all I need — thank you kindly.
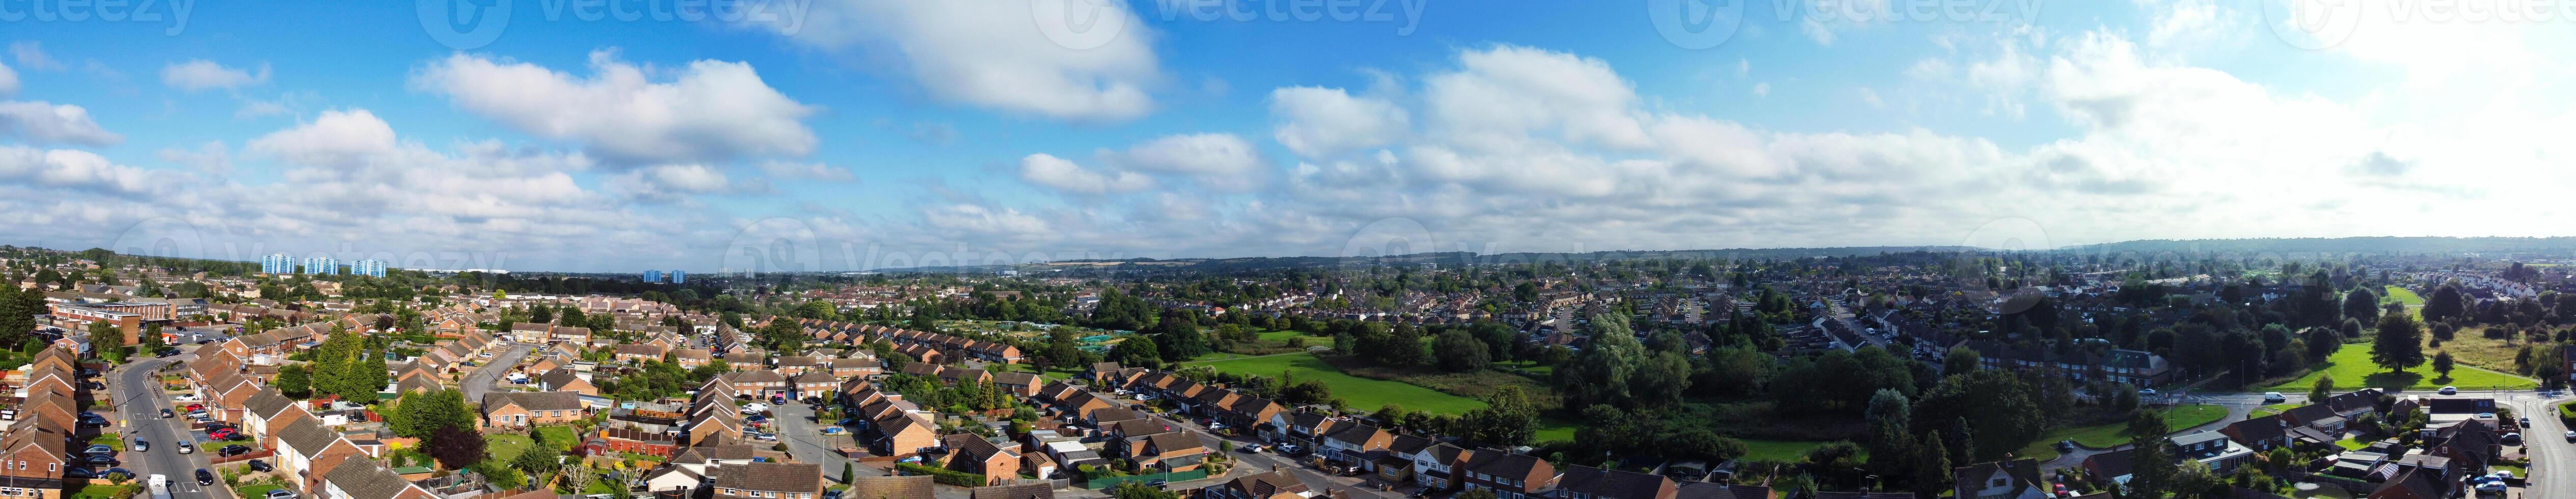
[0,101,122,146]
[1018,153,1152,195]
[10,42,63,71]
[1425,45,1650,152]
[0,61,16,96]
[160,60,270,92]
[246,108,397,167]
[414,51,818,165]
[235,100,290,119]
[1752,82,1770,97]
[1270,87,1408,158]
[0,146,157,195]
[759,160,856,182]
[1111,133,1262,176]
[767,0,1160,121]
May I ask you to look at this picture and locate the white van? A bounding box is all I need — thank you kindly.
[2263,392,2286,403]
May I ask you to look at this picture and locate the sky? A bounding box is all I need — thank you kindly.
[3,0,2575,273]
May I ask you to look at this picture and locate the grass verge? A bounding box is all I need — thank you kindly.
[2258,342,2534,392]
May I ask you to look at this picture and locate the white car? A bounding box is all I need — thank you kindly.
[2262,392,2286,403]
[172,394,201,402]
[2439,386,2459,395]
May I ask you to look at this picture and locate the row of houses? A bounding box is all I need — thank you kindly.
[798,319,1025,364]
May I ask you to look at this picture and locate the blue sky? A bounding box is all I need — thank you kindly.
[4,0,2575,272]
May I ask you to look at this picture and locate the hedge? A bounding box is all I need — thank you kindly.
[2558,401,2576,422]
[894,463,989,487]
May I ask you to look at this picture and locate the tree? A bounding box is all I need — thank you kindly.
[1461,385,1539,447]
[1431,330,1491,372]
[482,460,530,491]
[2370,314,2427,374]
[1108,481,1180,499]
[1109,336,1163,370]
[1911,369,2043,461]
[2432,351,2456,380]
[1943,346,1981,374]
[89,321,126,362]
[2309,375,2334,404]
[277,364,313,399]
[512,445,561,476]
[2344,288,2380,322]
[426,425,488,469]
[1910,436,1952,498]
[1554,313,1645,408]
[2125,409,2169,441]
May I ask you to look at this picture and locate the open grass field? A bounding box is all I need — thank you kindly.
[2015,404,2228,457]
[2425,327,2530,374]
[2382,285,2424,319]
[2258,342,2535,392]
[1742,439,1857,462]
[1191,353,1490,414]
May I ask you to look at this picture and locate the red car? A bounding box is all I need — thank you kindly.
[208,429,236,440]
[185,404,205,412]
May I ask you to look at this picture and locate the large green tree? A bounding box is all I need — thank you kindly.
[1911,369,2043,461]
[2370,314,2426,374]
[1430,330,1491,373]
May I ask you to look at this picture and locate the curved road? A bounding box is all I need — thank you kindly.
[110,351,232,498]
[460,342,534,402]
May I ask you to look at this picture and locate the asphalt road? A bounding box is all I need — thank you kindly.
[460,342,534,402]
[769,402,967,499]
[110,352,230,499]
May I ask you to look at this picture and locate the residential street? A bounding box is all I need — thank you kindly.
[460,342,534,402]
[109,352,231,499]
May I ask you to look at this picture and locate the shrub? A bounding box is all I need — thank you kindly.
[894,463,988,487]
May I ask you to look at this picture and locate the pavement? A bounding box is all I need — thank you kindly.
[460,342,534,402]
[107,349,233,499]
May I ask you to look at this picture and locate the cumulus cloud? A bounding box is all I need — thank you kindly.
[1270,87,1407,158]
[0,61,16,96]
[0,101,122,146]
[158,141,233,175]
[247,108,397,168]
[0,146,157,195]
[161,60,270,92]
[414,50,818,164]
[764,0,1160,121]
[1018,153,1151,195]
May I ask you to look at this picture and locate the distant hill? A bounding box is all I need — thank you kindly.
[2056,237,2576,256]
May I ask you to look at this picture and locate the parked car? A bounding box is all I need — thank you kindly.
[101,468,132,480]
[2503,433,2523,446]
[219,445,251,456]
[64,468,96,479]
[172,394,201,402]
[266,489,297,499]
[209,429,237,440]
[84,445,113,456]
[1238,443,1264,453]
[2440,386,2459,395]
[246,460,273,472]
[85,456,117,465]
[185,404,204,412]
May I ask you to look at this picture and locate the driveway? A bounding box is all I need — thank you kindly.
[110,350,233,499]
[460,342,534,402]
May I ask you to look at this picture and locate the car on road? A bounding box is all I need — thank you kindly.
[196,469,215,485]
[2138,389,2157,397]
[155,349,177,358]
[2522,417,2532,427]
[130,440,148,452]
[2054,440,2077,453]
[246,460,273,472]
[220,445,251,456]
[160,409,173,418]
[2263,392,2286,403]
[1238,443,1264,453]
[2440,386,2459,395]
[178,443,193,454]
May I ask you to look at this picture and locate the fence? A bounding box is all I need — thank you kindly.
[1080,469,1209,489]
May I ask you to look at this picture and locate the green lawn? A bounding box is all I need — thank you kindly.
[2016,404,2229,457]
[236,484,284,499]
[533,426,579,451]
[487,434,535,461]
[2251,403,2300,417]
[2381,285,2424,319]
[90,432,121,446]
[1188,353,1582,440]
[2258,342,2535,392]
[2336,436,2373,451]
[66,483,140,499]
